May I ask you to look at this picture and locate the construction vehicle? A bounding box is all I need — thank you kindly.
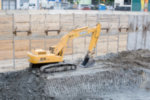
[27,23,101,73]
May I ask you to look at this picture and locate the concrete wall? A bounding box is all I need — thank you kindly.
[0,10,150,61]
[0,10,137,37]
[127,15,150,50]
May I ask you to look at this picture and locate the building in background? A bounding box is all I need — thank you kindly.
[0,0,149,11]
[28,0,38,9]
[40,0,62,9]
[92,0,99,5]
[77,0,92,10]
[114,0,131,11]
[18,0,29,9]
[0,0,36,10]
[18,0,39,10]
[1,0,17,10]
[79,0,91,5]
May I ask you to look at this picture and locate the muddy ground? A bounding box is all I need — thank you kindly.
[0,49,150,100]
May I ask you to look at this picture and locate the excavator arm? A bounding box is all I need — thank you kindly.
[82,24,101,66]
[53,23,101,62]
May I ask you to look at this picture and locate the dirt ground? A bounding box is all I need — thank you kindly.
[0,49,150,100]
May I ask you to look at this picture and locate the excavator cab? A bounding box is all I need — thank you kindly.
[49,46,55,54]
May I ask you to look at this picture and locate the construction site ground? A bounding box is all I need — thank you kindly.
[0,49,150,100]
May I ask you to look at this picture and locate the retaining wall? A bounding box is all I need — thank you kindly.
[0,10,150,68]
[0,10,134,37]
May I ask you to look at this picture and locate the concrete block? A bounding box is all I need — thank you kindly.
[87,14,97,21]
[99,14,119,23]
[74,18,86,23]
[0,31,12,36]
[45,39,59,48]
[120,15,129,23]
[74,16,86,26]
[31,23,45,32]
[0,40,13,60]
[110,22,119,29]
[47,31,59,36]
[29,10,49,14]
[0,15,13,23]
[46,14,60,23]
[45,23,60,30]
[31,32,45,36]
[0,40,13,51]
[120,23,129,28]
[15,23,30,31]
[99,14,108,18]
[14,32,29,36]
[101,22,109,28]
[31,14,45,23]
[61,14,73,23]
[14,14,30,23]
[0,15,13,36]
[74,14,86,23]
[61,22,73,26]
[87,21,97,27]
[61,25,75,31]
[74,14,85,18]
[31,40,45,49]
[87,14,97,18]
[0,23,12,32]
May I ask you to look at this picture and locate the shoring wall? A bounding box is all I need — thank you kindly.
[0,10,149,70]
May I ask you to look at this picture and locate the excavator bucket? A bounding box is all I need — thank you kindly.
[81,54,90,66]
[81,54,95,67]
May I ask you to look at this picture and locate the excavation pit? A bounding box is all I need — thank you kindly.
[0,50,150,100]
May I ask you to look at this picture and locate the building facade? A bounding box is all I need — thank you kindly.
[1,0,17,10]
[79,0,91,5]
[114,0,131,11]
[114,0,131,8]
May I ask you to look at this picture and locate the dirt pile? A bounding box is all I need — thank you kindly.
[0,49,150,100]
[102,49,150,69]
[0,69,53,100]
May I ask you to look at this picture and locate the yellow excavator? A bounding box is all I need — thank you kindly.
[27,23,101,73]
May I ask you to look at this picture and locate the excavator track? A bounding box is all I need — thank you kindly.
[40,62,77,73]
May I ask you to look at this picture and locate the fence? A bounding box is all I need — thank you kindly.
[0,11,143,72]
